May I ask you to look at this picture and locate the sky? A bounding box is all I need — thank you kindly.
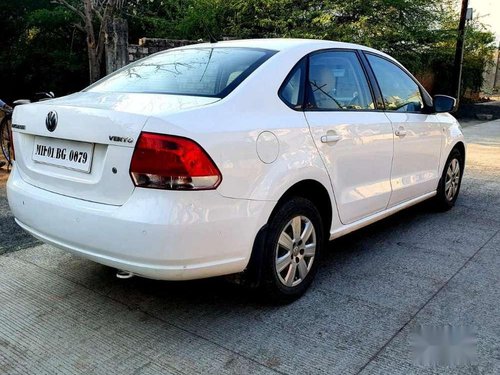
[469,0,500,43]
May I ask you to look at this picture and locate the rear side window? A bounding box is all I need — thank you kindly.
[307,51,374,111]
[87,47,276,98]
[366,54,424,112]
[279,59,306,109]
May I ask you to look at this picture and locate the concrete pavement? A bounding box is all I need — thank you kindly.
[0,120,499,374]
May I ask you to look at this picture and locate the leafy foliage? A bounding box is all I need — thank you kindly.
[0,0,496,101]
[0,0,87,102]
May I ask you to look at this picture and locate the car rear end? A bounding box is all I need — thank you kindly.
[7,45,278,280]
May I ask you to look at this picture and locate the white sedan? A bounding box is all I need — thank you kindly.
[7,39,464,301]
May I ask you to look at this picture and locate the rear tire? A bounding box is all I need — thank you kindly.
[260,197,323,303]
[434,148,464,211]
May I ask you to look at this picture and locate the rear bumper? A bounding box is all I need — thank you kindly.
[7,165,274,280]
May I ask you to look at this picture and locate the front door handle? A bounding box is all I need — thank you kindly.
[321,134,341,143]
[395,128,407,137]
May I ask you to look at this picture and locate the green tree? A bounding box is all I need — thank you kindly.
[0,0,496,101]
[170,0,495,96]
[52,0,127,83]
[0,0,87,102]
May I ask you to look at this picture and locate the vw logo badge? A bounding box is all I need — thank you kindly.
[46,111,58,132]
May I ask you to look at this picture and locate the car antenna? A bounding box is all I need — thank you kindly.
[202,21,218,44]
[209,34,218,44]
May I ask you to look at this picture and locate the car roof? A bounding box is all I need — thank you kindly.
[176,38,388,56]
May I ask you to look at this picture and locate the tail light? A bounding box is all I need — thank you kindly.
[130,132,221,190]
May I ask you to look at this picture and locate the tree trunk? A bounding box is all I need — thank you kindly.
[105,17,129,75]
[54,0,118,83]
[87,44,101,83]
[83,0,101,83]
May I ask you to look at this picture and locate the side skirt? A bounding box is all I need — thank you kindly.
[329,191,436,240]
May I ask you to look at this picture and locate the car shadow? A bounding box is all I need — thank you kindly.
[98,200,436,308]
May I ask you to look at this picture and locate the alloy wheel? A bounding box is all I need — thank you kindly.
[445,158,461,201]
[275,215,316,287]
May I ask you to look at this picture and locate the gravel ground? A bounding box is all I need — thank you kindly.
[0,120,498,375]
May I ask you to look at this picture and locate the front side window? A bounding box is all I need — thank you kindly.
[366,54,424,112]
[87,47,275,98]
[307,51,374,111]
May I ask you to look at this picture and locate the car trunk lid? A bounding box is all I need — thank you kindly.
[12,92,220,205]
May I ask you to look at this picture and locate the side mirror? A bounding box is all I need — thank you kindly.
[433,95,457,113]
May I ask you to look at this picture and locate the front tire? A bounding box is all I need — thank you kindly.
[260,197,323,303]
[434,148,464,210]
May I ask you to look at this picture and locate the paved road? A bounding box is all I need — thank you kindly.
[0,121,499,374]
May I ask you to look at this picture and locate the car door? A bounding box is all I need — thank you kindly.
[303,50,394,224]
[365,53,443,207]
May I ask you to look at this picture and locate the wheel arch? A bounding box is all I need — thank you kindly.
[453,141,466,161]
[243,179,333,288]
[440,140,466,176]
[269,179,333,234]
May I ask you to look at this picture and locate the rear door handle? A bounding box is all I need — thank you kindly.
[395,128,407,137]
[320,134,341,143]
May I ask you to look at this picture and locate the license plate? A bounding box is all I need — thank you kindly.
[32,136,94,173]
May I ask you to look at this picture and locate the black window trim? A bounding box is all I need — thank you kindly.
[277,47,435,114]
[357,51,385,110]
[304,48,379,113]
[278,48,386,113]
[362,51,434,114]
[278,57,307,110]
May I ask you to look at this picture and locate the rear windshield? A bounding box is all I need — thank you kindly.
[87,47,276,98]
